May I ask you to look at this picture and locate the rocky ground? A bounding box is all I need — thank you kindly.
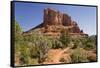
[42,47,96,64]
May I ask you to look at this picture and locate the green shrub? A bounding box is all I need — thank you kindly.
[84,42,95,50]
[14,20,23,43]
[72,38,81,49]
[50,38,63,49]
[15,20,22,34]
[83,36,96,50]
[23,33,53,63]
[59,31,71,48]
[71,48,89,63]
[28,58,39,65]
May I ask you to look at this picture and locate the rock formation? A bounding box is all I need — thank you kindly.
[24,8,88,37]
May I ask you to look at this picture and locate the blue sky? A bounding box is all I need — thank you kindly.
[14,2,97,35]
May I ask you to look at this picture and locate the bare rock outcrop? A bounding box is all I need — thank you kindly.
[24,8,88,37]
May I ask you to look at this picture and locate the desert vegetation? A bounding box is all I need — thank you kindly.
[14,20,97,66]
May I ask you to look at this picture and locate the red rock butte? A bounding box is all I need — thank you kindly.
[24,8,88,37]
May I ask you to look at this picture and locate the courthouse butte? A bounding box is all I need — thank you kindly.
[23,8,88,37]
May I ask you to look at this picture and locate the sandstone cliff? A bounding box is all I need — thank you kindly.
[24,8,87,37]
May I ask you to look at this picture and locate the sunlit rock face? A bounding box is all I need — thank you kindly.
[24,8,88,37]
[43,8,72,26]
[43,8,63,26]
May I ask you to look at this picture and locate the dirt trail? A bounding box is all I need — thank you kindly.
[43,47,71,64]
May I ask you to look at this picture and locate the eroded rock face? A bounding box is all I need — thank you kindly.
[62,14,71,26]
[43,8,72,26]
[24,8,87,37]
[43,8,63,26]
